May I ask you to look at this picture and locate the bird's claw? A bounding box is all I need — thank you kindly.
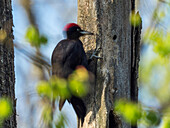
[89,47,102,60]
[90,54,103,59]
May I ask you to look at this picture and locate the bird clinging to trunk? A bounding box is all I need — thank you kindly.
[51,23,93,126]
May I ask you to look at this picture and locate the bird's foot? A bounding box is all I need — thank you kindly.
[89,47,102,60]
[88,47,103,64]
[90,54,103,59]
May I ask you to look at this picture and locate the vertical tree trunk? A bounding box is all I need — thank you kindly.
[0,0,16,127]
[78,0,141,128]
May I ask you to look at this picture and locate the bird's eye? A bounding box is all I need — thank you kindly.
[77,28,80,31]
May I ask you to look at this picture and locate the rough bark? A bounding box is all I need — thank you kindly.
[78,0,141,128]
[0,0,16,127]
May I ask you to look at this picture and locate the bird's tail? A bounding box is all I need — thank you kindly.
[71,96,86,127]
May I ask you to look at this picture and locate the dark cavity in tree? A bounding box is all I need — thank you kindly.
[113,35,117,40]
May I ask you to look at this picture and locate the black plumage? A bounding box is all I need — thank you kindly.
[51,23,93,125]
[52,39,88,78]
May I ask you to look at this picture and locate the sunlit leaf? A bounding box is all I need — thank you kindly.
[115,100,142,125]
[50,77,71,99]
[129,11,141,27]
[0,98,12,119]
[36,81,52,98]
[69,79,88,97]
[37,77,71,100]
[25,26,40,47]
[68,67,89,97]
[74,66,89,81]
[25,25,48,47]
[161,117,170,128]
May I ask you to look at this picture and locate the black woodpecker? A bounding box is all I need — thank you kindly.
[51,23,93,125]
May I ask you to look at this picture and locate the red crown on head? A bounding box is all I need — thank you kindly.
[63,23,80,31]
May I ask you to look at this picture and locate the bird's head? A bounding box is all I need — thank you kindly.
[63,23,93,39]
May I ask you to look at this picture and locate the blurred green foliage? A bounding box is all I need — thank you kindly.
[144,30,170,58]
[0,98,12,125]
[37,81,52,99]
[115,100,142,125]
[37,67,89,127]
[145,110,161,126]
[115,100,161,127]
[162,117,170,128]
[68,66,89,97]
[25,25,48,47]
[37,77,71,100]
[129,11,141,27]
[37,67,89,99]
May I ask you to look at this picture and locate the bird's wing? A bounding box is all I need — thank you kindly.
[52,40,73,77]
[51,39,87,78]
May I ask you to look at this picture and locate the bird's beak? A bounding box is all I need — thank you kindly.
[80,30,94,35]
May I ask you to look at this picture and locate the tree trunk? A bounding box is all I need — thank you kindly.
[0,0,16,127]
[78,0,141,128]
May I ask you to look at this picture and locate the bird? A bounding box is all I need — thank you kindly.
[51,23,93,126]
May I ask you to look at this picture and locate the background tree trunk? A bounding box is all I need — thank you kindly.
[0,0,16,127]
[78,0,141,128]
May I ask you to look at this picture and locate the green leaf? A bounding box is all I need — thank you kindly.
[36,81,52,98]
[50,77,71,99]
[69,79,88,97]
[40,35,48,44]
[162,117,170,128]
[129,11,141,27]
[0,98,12,119]
[115,100,142,125]
[146,110,161,126]
[25,26,40,47]
[25,25,48,47]
[68,67,89,97]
